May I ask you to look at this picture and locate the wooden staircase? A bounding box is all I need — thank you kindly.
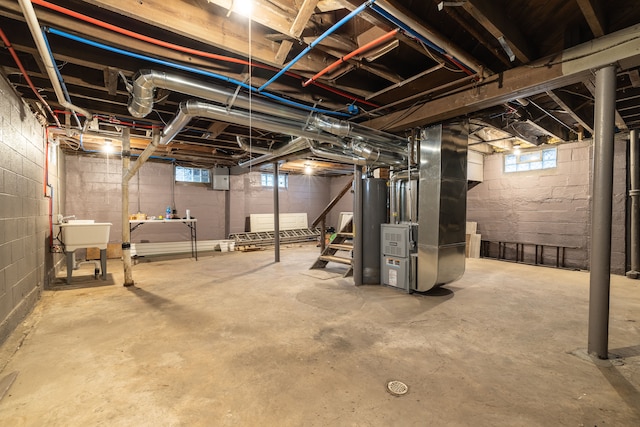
[308,178,354,277]
[310,218,353,277]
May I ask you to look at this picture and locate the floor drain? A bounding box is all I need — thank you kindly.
[386,380,408,396]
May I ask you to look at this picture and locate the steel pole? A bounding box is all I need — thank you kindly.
[273,162,280,263]
[353,166,363,286]
[626,129,640,278]
[588,64,616,359]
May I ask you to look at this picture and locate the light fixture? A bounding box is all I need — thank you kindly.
[221,0,253,17]
[103,139,114,154]
[513,145,521,155]
[304,164,313,175]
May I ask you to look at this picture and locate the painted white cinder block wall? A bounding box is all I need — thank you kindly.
[467,140,628,274]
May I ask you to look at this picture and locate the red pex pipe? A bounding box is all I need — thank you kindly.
[31,0,379,108]
[0,27,61,127]
[303,28,400,87]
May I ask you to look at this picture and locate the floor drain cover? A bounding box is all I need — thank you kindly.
[387,380,408,396]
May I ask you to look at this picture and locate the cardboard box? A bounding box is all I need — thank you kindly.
[87,243,122,260]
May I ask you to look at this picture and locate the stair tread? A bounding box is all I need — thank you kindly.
[319,255,352,265]
[329,243,353,251]
[337,232,354,237]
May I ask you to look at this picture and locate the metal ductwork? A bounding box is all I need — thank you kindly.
[238,137,311,168]
[128,70,409,166]
[416,122,468,291]
[128,69,308,122]
[158,100,346,147]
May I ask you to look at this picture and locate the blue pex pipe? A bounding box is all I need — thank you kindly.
[41,28,83,127]
[369,3,475,74]
[258,0,375,92]
[46,27,351,118]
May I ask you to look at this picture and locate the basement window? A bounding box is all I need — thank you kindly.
[504,147,557,173]
[175,166,211,183]
[261,173,288,188]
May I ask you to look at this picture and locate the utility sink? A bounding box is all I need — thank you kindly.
[58,220,112,283]
[59,220,112,252]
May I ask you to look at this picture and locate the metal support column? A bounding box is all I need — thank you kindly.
[588,64,617,359]
[626,129,640,278]
[273,162,280,263]
[121,128,134,287]
[353,166,363,286]
[224,186,231,239]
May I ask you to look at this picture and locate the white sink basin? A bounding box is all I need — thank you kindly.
[59,222,112,252]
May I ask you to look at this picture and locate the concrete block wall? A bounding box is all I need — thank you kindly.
[468,139,628,274]
[468,142,592,270]
[228,172,331,233]
[0,75,60,343]
[65,161,335,241]
[65,157,226,243]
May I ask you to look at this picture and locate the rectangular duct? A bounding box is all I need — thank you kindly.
[416,122,468,291]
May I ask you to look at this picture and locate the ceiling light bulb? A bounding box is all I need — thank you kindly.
[304,165,313,175]
[233,0,253,17]
[513,146,521,155]
[103,140,114,153]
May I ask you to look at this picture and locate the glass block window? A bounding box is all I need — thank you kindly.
[261,173,288,188]
[504,147,557,173]
[175,166,211,183]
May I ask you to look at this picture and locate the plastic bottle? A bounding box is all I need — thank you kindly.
[166,206,172,219]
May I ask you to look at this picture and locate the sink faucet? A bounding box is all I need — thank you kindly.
[57,214,76,223]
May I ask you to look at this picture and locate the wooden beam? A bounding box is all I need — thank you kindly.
[103,67,119,96]
[363,24,640,132]
[583,76,628,130]
[206,121,229,139]
[275,40,294,65]
[546,89,594,134]
[462,0,534,63]
[82,0,324,72]
[576,0,606,37]
[290,0,320,38]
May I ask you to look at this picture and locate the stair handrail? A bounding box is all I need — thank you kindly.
[312,178,354,251]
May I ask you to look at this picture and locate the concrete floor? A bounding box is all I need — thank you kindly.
[0,244,639,426]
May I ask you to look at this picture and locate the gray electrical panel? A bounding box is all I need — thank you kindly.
[212,167,229,190]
